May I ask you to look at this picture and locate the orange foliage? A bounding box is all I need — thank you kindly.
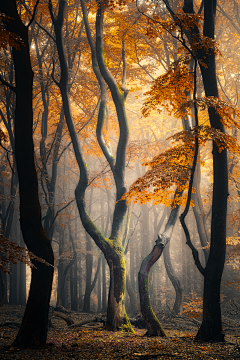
[0,232,53,273]
[182,293,203,319]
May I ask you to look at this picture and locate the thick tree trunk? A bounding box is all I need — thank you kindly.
[0,0,54,348]
[105,246,129,330]
[0,272,6,307]
[9,214,18,305]
[102,257,107,313]
[183,0,228,342]
[19,233,26,306]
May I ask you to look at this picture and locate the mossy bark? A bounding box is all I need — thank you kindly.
[105,241,131,330]
[51,0,132,331]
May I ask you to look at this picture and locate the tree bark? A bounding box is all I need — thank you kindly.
[138,189,183,336]
[0,0,54,348]
[50,0,132,331]
[18,232,26,306]
[183,0,228,342]
[163,241,183,315]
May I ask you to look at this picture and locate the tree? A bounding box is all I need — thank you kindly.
[0,0,54,348]
[48,0,133,331]
[129,0,235,342]
[183,0,228,342]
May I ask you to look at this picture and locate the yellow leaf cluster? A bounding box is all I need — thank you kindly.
[142,56,193,118]
[126,124,238,205]
[178,97,240,129]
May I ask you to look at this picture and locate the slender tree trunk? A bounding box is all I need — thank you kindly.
[83,233,93,312]
[163,242,183,315]
[79,255,83,311]
[50,0,132,331]
[98,257,102,313]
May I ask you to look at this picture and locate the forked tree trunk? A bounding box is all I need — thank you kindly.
[0,0,54,348]
[50,0,132,331]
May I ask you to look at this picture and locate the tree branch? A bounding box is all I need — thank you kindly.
[27,0,40,28]
[0,74,16,92]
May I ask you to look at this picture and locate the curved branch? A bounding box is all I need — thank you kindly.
[80,0,115,172]
[96,0,129,187]
[179,59,205,277]
[0,74,16,92]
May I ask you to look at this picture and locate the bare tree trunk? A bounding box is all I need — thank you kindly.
[183,0,228,342]
[19,232,26,305]
[138,188,183,336]
[163,242,183,315]
[50,0,132,331]
[0,0,54,348]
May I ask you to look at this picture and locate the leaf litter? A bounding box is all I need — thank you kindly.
[0,305,239,359]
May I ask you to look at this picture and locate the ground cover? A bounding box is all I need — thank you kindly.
[0,305,239,359]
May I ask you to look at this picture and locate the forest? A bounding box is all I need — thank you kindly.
[0,0,240,359]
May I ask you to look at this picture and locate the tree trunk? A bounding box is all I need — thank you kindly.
[0,1,54,347]
[50,0,132,331]
[182,0,228,342]
[83,233,93,312]
[19,231,26,305]
[163,242,183,315]
[98,257,102,313]
[102,257,107,313]
[0,272,6,307]
[138,189,183,336]
[9,213,19,305]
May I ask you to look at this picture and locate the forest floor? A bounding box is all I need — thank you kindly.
[0,305,240,359]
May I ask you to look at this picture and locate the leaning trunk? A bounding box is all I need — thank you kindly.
[138,189,183,336]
